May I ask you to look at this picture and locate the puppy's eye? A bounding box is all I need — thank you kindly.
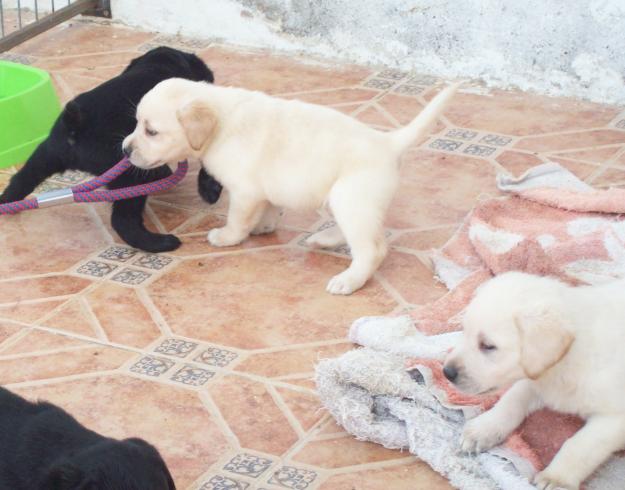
[145,127,158,136]
[479,341,497,352]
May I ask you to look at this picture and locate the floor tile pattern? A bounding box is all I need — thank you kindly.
[1,15,625,490]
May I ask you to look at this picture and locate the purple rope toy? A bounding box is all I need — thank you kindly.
[0,158,188,215]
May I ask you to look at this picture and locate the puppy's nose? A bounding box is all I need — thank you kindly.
[122,145,132,158]
[443,364,458,382]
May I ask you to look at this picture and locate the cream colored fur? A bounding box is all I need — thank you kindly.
[123,79,458,294]
[444,272,625,490]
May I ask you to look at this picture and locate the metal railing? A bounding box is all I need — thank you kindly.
[0,0,110,52]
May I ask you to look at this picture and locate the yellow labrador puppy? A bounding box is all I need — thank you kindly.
[123,79,458,294]
[443,271,625,490]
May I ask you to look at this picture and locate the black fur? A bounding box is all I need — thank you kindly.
[0,47,223,253]
[0,386,175,490]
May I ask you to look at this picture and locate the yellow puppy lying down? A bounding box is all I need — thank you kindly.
[123,79,459,294]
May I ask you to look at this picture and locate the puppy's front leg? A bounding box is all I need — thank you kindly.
[208,195,267,247]
[462,380,542,453]
[534,415,625,490]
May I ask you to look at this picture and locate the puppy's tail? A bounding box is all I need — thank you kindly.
[388,81,461,154]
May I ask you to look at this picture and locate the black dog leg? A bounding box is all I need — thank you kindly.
[197,167,223,204]
[0,143,64,203]
[111,195,182,253]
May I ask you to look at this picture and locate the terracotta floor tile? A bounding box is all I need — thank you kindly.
[149,203,195,232]
[549,158,598,181]
[172,229,300,256]
[592,167,625,186]
[235,343,354,378]
[276,387,323,431]
[199,46,371,94]
[13,22,153,56]
[495,150,544,176]
[36,51,139,72]
[292,436,405,469]
[438,88,620,136]
[208,375,299,455]
[387,150,498,228]
[86,283,162,348]
[318,459,453,489]
[378,251,447,305]
[552,146,621,163]
[148,249,396,349]
[280,209,323,231]
[54,72,104,98]
[0,345,132,384]
[0,206,110,277]
[391,227,457,251]
[0,275,91,304]
[354,106,395,128]
[0,300,65,323]
[514,129,625,152]
[377,94,445,136]
[1,329,86,354]
[14,375,229,488]
[0,322,23,345]
[39,299,99,338]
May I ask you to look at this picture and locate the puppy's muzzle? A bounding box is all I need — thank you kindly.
[122,144,133,158]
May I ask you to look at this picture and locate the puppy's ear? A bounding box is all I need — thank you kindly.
[176,99,218,151]
[42,461,87,490]
[515,306,574,379]
[62,101,83,129]
[125,438,176,490]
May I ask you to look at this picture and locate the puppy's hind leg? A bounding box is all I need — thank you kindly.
[325,177,391,295]
[208,195,268,247]
[251,204,283,235]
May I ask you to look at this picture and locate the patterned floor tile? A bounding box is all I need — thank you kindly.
[76,260,118,278]
[429,139,462,151]
[200,475,250,490]
[445,128,477,140]
[133,253,174,270]
[154,338,199,358]
[194,347,238,367]
[363,78,394,90]
[110,268,151,285]
[463,144,496,156]
[130,356,175,377]
[268,466,317,489]
[224,453,274,478]
[170,365,215,386]
[98,246,138,263]
[480,134,512,146]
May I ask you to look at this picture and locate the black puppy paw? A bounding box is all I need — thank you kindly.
[197,168,223,204]
[139,233,182,253]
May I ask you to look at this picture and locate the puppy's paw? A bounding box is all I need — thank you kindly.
[207,228,244,247]
[461,414,507,454]
[533,469,578,490]
[326,272,364,295]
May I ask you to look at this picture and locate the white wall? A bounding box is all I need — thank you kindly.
[110,0,623,104]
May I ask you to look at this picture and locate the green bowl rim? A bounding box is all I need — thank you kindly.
[0,60,52,103]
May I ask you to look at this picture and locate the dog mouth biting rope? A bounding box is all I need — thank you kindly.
[0,158,188,215]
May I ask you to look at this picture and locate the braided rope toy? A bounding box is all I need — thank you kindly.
[0,158,188,215]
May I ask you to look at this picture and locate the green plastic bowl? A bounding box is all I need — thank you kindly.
[0,61,61,169]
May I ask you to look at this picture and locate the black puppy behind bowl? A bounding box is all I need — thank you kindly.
[0,46,223,253]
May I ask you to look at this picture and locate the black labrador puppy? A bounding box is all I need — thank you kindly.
[0,47,223,252]
[0,386,174,490]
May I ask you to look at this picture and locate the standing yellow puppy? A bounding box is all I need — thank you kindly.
[123,80,458,294]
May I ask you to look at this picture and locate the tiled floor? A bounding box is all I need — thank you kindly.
[1,15,625,490]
